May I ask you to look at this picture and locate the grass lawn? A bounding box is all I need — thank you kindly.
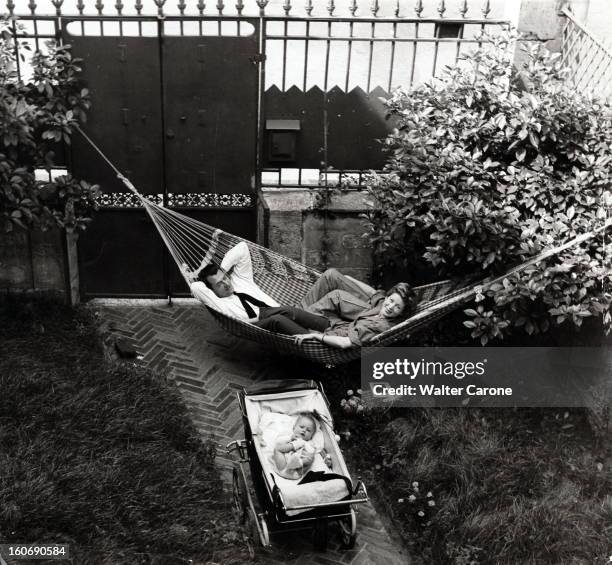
[325,316,612,564]
[341,406,612,564]
[0,295,247,564]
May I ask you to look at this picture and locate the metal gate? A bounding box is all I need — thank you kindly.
[8,1,514,298]
[64,18,260,298]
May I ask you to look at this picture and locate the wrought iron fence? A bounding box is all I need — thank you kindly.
[6,0,504,19]
[4,0,513,193]
[262,13,509,92]
[6,0,511,91]
[561,6,612,102]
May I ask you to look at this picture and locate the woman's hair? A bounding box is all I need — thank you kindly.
[385,282,416,316]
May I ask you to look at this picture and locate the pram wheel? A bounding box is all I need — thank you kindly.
[258,513,270,547]
[245,507,270,548]
[312,519,328,551]
[338,508,357,549]
[231,467,248,524]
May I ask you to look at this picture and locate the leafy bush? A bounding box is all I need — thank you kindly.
[0,16,98,233]
[366,32,612,343]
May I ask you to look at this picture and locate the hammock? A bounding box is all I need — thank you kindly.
[77,127,611,366]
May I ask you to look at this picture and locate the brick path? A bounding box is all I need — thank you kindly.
[96,300,410,565]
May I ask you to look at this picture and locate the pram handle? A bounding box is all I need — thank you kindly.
[226,439,248,460]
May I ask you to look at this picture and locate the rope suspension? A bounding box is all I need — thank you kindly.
[74,126,611,364]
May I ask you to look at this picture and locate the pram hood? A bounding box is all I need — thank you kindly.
[243,382,333,435]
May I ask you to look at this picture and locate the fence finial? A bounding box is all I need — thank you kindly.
[177,0,186,14]
[197,0,205,14]
[95,0,103,15]
[460,0,468,18]
[327,0,335,16]
[349,0,357,16]
[28,0,36,13]
[414,0,423,18]
[283,0,291,15]
[482,0,491,18]
[395,0,400,17]
[437,0,445,17]
[371,0,379,17]
[77,0,85,13]
[256,0,268,16]
[51,0,63,16]
[153,0,166,16]
[236,0,243,14]
[305,0,313,16]
[216,0,224,14]
[115,0,123,14]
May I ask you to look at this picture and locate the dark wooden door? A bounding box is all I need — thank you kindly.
[66,20,259,298]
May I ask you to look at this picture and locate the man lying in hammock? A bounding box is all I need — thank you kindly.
[183,240,415,349]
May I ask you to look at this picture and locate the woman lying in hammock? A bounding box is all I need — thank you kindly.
[183,240,416,349]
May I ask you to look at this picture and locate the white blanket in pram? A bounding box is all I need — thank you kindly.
[257,412,350,515]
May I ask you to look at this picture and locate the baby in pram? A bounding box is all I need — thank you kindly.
[243,384,364,517]
[273,413,332,479]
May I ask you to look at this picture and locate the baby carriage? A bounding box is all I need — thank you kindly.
[227,379,369,552]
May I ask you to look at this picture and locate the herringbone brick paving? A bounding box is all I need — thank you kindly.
[96,301,410,565]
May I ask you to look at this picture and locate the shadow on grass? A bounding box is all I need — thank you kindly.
[0,294,249,564]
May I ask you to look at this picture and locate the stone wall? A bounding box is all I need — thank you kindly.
[514,0,568,70]
[0,228,68,298]
[261,188,373,282]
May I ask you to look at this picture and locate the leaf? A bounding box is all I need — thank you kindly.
[483,251,496,268]
[11,217,26,229]
[516,148,526,162]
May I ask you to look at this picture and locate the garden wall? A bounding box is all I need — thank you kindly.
[260,188,373,282]
[0,229,75,301]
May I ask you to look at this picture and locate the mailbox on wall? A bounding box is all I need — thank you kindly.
[266,119,300,163]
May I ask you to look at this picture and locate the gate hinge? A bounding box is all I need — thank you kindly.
[250,53,266,65]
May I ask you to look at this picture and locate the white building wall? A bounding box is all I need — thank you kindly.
[572,0,612,45]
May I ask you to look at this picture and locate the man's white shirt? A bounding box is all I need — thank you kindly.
[190,241,279,321]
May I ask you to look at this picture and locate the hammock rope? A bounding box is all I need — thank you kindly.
[76,126,611,365]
